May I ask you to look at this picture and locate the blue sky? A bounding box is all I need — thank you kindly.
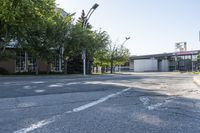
[56,0,200,55]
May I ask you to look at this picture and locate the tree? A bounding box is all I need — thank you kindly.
[0,0,56,57]
[16,0,58,75]
[50,10,73,74]
[0,0,20,57]
[0,0,74,74]
[196,54,200,71]
[93,30,111,72]
[0,0,124,75]
[94,40,130,74]
[109,42,130,74]
[0,0,61,70]
[77,10,92,29]
[63,24,92,73]
[22,7,72,75]
[65,23,111,74]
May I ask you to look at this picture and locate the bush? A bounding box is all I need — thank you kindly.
[192,71,200,74]
[0,67,9,75]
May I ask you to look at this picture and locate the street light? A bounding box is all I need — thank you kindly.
[82,3,99,76]
[83,3,99,28]
[199,30,200,42]
[122,37,131,46]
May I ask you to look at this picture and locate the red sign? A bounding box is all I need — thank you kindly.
[173,51,198,55]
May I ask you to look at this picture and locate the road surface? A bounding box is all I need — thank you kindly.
[0,72,200,133]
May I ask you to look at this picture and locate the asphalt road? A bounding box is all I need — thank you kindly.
[0,72,200,133]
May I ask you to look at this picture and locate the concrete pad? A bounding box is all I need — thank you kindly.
[193,76,200,87]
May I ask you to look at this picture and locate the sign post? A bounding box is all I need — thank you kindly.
[82,48,86,76]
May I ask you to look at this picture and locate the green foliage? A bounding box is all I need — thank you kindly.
[93,31,111,66]
[94,39,130,67]
[192,71,200,74]
[0,0,73,74]
[77,10,86,27]
[197,54,200,60]
[77,10,92,29]
[0,0,129,75]
[0,0,56,56]
[94,39,130,73]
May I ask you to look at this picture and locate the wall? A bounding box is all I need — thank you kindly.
[0,59,16,73]
[161,60,169,72]
[129,61,134,71]
[134,59,158,72]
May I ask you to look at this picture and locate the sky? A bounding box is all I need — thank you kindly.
[55,0,200,55]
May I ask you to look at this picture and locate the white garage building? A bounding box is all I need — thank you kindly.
[133,59,158,72]
[129,50,200,72]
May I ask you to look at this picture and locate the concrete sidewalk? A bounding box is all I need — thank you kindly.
[194,76,200,86]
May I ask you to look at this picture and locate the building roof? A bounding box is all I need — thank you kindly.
[130,50,200,60]
[55,7,70,17]
[1,38,18,49]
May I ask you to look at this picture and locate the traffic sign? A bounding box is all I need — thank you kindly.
[82,48,86,60]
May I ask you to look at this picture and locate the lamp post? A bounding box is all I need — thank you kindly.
[82,3,99,76]
[199,31,200,42]
[83,3,99,28]
[122,37,131,46]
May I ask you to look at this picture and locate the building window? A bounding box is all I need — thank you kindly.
[16,51,26,72]
[185,55,191,60]
[192,55,197,60]
[27,54,36,72]
[16,51,36,72]
[51,57,60,72]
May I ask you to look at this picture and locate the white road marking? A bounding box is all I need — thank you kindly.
[32,81,45,84]
[83,81,131,87]
[72,88,130,112]
[3,82,17,85]
[139,97,150,105]
[140,96,173,110]
[23,86,31,89]
[48,84,63,88]
[66,82,82,86]
[34,90,45,93]
[147,99,172,110]
[14,120,53,133]
[148,103,163,110]
[17,102,36,108]
[13,88,131,133]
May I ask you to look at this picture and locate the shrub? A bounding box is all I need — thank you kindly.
[0,67,9,75]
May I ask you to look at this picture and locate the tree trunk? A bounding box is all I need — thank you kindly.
[64,59,68,74]
[96,64,98,73]
[0,41,6,58]
[86,60,90,74]
[92,66,95,73]
[47,63,51,74]
[102,67,105,73]
[100,62,103,73]
[110,59,113,74]
[0,46,5,56]
[35,58,40,75]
